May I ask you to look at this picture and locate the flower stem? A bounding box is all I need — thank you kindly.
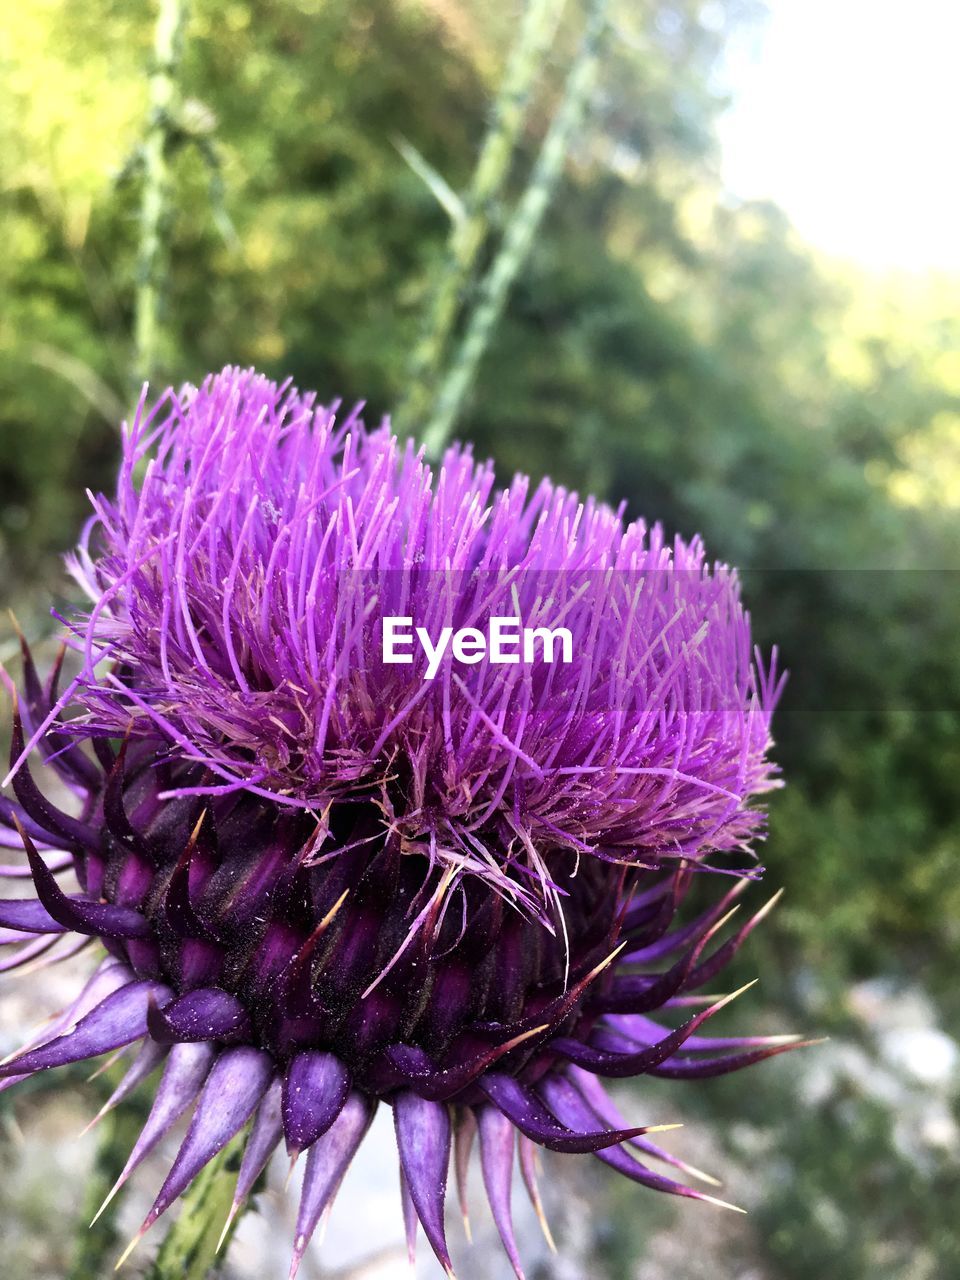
[393,0,567,440]
[419,0,608,459]
[133,0,189,392]
[144,1133,246,1280]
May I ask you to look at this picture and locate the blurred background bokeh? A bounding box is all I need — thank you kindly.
[1,1,958,1277]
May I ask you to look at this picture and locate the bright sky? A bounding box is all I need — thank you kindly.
[716,0,960,272]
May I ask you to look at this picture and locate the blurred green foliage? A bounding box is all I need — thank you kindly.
[1,1,958,1275]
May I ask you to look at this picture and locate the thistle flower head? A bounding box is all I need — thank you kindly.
[0,367,802,1277]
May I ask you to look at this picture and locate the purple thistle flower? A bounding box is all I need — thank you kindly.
[0,367,807,1277]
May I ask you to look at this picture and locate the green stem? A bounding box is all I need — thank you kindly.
[420,0,608,458]
[144,1133,246,1280]
[133,0,189,392]
[393,0,567,438]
